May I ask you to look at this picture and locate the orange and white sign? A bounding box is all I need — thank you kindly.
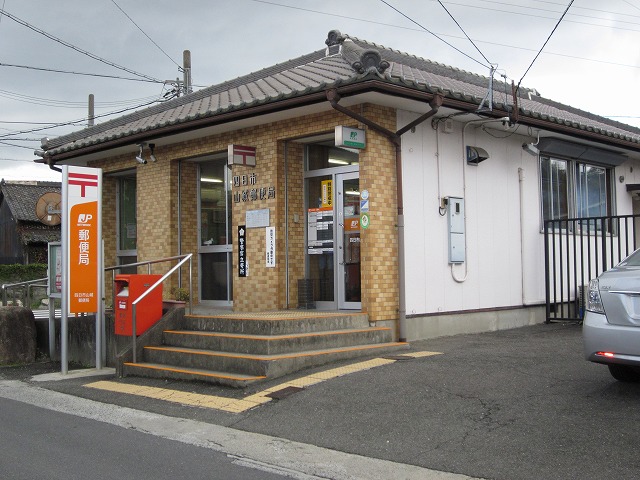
[63,166,102,314]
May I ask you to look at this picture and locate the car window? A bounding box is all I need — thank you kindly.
[620,249,640,266]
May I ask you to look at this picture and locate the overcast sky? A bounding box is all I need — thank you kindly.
[1,0,640,183]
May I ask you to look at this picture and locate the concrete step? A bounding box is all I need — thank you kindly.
[162,327,395,355]
[122,362,266,388]
[140,342,409,380]
[183,312,370,335]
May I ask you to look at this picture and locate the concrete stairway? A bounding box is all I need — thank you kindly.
[122,311,408,387]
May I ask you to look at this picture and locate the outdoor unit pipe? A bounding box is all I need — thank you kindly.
[326,89,443,342]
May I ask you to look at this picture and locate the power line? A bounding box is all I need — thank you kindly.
[0,88,162,109]
[0,140,34,150]
[473,0,640,24]
[378,0,490,69]
[0,95,177,140]
[436,0,492,65]
[0,62,163,84]
[110,0,181,70]
[438,0,640,32]
[0,8,162,83]
[516,0,575,94]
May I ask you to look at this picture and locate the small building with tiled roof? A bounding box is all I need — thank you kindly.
[0,179,61,264]
[34,30,640,340]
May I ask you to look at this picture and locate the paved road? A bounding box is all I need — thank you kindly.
[3,322,640,479]
[0,396,290,480]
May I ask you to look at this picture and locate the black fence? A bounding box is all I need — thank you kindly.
[544,215,640,323]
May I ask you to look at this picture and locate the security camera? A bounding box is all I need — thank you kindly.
[135,155,147,164]
[466,146,489,165]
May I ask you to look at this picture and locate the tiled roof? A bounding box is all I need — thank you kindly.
[0,180,61,222]
[43,31,640,157]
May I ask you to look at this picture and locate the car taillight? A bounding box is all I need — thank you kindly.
[597,352,615,358]
[587,278,605,314]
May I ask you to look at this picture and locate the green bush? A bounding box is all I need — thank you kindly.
[0,264,47,284]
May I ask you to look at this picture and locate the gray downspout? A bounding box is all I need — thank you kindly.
[326,89,443,342]
[284,141,290,307]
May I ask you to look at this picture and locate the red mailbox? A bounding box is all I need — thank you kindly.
[114,274,163,336]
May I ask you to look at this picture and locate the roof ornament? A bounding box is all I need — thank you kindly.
[325,30,346,55]
[353,49,390,75]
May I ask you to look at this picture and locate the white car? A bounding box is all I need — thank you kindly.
[583,249,640,382]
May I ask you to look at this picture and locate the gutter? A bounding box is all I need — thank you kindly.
[326,87,444,342]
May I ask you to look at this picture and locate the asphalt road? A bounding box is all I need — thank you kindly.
[0,396,290,480]
[2,321,639,480]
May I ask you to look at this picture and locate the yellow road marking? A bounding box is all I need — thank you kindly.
[85,351,442,413]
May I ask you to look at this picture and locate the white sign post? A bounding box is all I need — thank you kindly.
[61,166,103,374]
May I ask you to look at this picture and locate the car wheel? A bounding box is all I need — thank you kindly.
[608,364,640,382]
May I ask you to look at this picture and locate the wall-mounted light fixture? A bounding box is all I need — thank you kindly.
[522,143,539,156]
[466,146,489,165]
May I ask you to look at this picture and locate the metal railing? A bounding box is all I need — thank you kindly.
[1,277,48,308]
[105,254,193,363]
[544,215,640,323]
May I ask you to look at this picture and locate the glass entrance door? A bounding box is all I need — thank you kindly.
[198,160,233,305]
[336,173,361,309]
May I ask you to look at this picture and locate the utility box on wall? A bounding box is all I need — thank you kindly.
[114,274,163,336]
[447,197,465,263]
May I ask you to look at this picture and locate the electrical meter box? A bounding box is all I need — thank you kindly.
[447,197,465,263]
[114,274,163,336]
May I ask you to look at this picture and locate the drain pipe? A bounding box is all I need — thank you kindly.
[326,89,443,342]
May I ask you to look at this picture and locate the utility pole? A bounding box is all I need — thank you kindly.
[88,94,95,127]
[183,50,192,95]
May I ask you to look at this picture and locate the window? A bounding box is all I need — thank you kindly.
[540,156,613,228]
[117,175,137,273]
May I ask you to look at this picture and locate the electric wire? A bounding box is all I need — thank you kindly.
[378,0,490,69]
[472,0,640,24]
[0,62,163,83]
[437,0,640,32]
[110,0,181,70]
[437,0,492,65]
[0,8,162,83]
[0,88,163,108]
[516,0,574,94]
[0,95,177,141]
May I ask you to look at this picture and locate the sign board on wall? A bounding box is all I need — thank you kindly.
[63,166,102,314]
[238,225,247,277]
[335,126,366,149]
[228,144,256,166]
[246,208,269,228]
[266,226,276,267]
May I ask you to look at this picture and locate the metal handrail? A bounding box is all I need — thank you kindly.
[1,277,47,307]
[106,254,193,363]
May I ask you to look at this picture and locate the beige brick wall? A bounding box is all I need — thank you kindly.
[88,104,399,321]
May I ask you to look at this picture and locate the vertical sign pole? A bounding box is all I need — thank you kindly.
[61,166,69,374]
[62,165,102,374]
[95,182,103,369]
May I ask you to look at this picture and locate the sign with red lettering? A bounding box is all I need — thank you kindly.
[63,166,102,314]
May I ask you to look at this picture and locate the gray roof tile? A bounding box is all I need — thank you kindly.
[43,32,640,157]
[0,181,61,223]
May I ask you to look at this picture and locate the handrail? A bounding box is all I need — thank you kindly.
[1,277,47,307]
[107,253,193,363]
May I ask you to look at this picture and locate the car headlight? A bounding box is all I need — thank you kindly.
[586,278,605,314]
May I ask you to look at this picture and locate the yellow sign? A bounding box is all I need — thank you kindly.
[321,180,333,208]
